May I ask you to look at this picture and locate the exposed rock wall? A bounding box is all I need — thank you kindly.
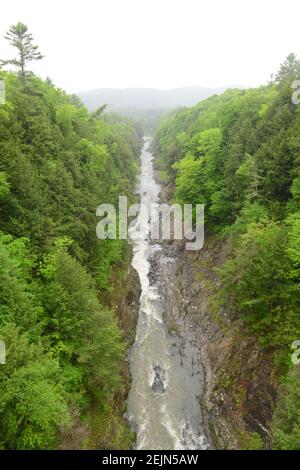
[155,181,279,449]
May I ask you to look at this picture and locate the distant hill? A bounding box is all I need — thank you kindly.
[77,86,229,112]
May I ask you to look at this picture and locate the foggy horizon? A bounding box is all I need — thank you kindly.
[1,0,300,93]
[75,84,244,93]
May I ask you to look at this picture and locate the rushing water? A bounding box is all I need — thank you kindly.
[127,138,208,450]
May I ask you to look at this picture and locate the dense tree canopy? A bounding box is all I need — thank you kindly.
[0,53,142,448]
[153,54,300,449]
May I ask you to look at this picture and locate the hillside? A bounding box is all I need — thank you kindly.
[152,54,300,449]
[0,69,142,449]
[78,86,229,112]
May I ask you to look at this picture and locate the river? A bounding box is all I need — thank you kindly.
[126,137,210,450]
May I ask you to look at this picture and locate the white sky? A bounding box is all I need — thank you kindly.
[1,0,300,93]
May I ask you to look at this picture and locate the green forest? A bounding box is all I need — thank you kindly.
[1,17,300,452]
[153,54,300,449]
[0,23,142,449]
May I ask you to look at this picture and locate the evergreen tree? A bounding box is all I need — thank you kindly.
[1,22,43,80]
[275,53,300,85]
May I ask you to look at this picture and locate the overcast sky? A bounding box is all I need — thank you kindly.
[1,0,299,93]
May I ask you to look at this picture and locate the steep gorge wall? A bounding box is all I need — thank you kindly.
[156,180,279,449]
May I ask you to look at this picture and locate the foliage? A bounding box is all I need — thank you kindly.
[272,368,300,449]
[0,47,142,448]
[0,323,70,449]
[1,23,43,80]
[154,53,300,449]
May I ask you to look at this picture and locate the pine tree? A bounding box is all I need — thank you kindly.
[275,53,300,85]
[1,22,43,80]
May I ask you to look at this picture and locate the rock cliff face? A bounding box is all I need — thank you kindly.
[155,180,279,449]
[117,263,141,346]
